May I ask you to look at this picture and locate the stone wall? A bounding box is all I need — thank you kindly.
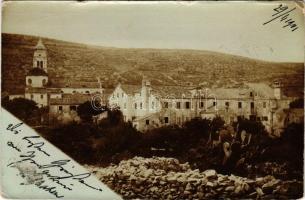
[86,156,302,199]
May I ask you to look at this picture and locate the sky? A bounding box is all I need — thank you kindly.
[2,1,304,62]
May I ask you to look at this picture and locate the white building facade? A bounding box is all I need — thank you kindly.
[109,79,294,133]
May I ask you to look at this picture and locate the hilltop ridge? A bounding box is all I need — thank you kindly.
[2,33,303,96]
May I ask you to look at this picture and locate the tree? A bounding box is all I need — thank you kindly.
[2,97,38,121]
[289,98,304,109]
[183,117,211,138]
[77,101,106,122]
[238,118,265,135]
[210,116,225,133]
[107,107,124,125]
[281,122,304,160]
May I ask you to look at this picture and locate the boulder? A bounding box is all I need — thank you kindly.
[203,169,217,179]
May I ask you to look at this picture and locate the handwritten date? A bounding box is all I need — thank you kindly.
[263,4,299,32]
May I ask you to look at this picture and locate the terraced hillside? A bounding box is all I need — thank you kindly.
[2,33,303,96]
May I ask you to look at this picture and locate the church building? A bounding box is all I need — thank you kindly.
[24,39,49,107]
[9,38,103,124]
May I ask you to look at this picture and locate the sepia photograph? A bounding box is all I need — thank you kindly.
[1,1,304,199]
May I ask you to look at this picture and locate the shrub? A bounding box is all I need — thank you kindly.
[2,97,39,122]
[289,98,304,108]
[77,100,107,122]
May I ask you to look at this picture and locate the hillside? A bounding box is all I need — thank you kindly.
[2,33,303,96]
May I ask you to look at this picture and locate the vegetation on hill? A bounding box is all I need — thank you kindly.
[2,33,303,96]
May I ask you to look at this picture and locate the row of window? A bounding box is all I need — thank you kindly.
[72,90,91,94]
[113,91,150,99]
[134,102,156,109]
[162,101,268,109]
[30,94,44,99]
[113,92,125,98]
[58,105,77,111]
[163,101,191,109]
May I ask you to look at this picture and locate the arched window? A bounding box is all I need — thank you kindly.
[30,94,34,99]
[40,61,43,68]
[37,61,40,68]
[42,79,47,86]
[40,94,44,99]
[135,103,137,109]
[28,78,32,85]
[85,91,90,94]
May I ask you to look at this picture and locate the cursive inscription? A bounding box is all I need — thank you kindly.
[7,122,23,134]
[5,123,103,198]
[263,4,299,32]
[7,141,21,152]
[23,136,50,157]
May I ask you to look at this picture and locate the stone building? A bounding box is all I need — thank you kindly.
[108,79,297,133]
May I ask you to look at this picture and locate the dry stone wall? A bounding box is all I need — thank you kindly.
[86,157,302,199]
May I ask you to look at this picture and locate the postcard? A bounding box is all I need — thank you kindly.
[1,1,304,199]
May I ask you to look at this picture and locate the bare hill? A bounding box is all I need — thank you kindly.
[2,33,303,96]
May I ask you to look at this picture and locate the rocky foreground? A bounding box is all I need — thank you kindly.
[86,157,303,199]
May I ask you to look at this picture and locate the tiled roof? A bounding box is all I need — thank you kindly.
[25,87,62,94]
[103,88,115,98]
[246,83,276,99]
[114,82,284,100]
[211,88,251,99]
[151,85,193,98]
[50,93,91,105]
[27,68,48,76]
[120,84,141,95]
[51,80,100,88]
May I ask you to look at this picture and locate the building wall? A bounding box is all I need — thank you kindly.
[160,98,196,125]
[108,85,162,122]
[133,90,161,118]
[107,82,296,133]
[108,86,132,121]
[60,88,102,94]
[49,105,80,124]
[26,76,48,88]
[49,104,79,114]
[132,112,162,132]
[25,92,48,107]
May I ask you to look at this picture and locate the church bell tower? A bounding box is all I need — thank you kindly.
[33,38,48,72]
